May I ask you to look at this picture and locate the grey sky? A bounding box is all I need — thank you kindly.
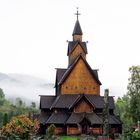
[0,0,140,98]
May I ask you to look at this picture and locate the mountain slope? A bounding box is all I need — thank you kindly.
[0,73,55,104]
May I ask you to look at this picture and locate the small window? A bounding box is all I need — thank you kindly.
[84,87,87,90]
[66,86,68,89]
[75,86,77,89]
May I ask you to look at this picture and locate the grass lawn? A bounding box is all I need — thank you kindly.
[59,136,77,140]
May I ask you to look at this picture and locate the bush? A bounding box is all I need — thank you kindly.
[131,131,140,140]
[47,124,56,139]
[0,115,39,139]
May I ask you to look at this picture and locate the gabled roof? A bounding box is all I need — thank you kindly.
[66,113,85,124]
[40,96,56,109]
[99,114,122,125]
[50,94,114,110]
[51,94,81,109]
[66,112,102,125]
[70,94,114,110]
[70,94,94,109]
[72,20,83,35]
[58,54,101,85]
[46,112,70,124]
[85,95,115,109]
[67,41,87,56]
[86,113,102,125]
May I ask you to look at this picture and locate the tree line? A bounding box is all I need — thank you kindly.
[0,88,39,128]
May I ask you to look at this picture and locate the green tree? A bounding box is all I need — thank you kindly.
[3,113,8,126]
[115,95,132,132]
[0,88,5,105]
[127,66,140,123]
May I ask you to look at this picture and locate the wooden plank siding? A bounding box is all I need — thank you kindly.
[73,35,82,42]
[74,99,93,113]
[69,44,86,66]
[61,58,100,95]
[67,127,81,135]
[54,127,65,135]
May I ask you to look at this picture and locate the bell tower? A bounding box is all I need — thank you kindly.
[68,9,87,66]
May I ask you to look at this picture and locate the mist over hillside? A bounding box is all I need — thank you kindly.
[0,73,55,105]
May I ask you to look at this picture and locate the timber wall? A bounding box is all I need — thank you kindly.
[61,58,100,95]
[69,44,86,66]
[74,99,93,113]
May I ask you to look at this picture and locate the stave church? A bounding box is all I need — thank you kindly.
[39,10,122,136]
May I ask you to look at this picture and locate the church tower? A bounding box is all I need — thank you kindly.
[55,9,101,95]
[39,9,122,136]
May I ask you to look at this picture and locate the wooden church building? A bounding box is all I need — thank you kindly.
[39,10,122,135]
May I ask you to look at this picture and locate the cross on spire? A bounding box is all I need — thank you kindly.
[75,7,81,20]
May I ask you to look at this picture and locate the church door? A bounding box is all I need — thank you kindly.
[80,118,90,135]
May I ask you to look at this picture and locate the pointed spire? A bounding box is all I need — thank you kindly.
[72,8,83,36]
[72,20,83,35]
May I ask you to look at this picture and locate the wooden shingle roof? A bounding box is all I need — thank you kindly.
[51,94,81,109]
[86,113,103,125]
[46,94,115,110]
[39,110,122,125]
[67,41,87,56]
[66,113,85,124]
[98,114,122,125]
[72,20,83,35]
[55,68,66,87]
[66,113,102,125]
[85,95,115,109]
[46,112,69,124]
[39,111,51,124]
[40,94,115,110]
[40,96,56,109]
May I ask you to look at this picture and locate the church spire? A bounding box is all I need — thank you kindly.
[72,20,83,36]
[72,8,83,41]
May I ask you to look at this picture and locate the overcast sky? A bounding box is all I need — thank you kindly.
[0,0,140,98]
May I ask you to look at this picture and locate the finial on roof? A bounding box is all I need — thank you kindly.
[75,7,81,20]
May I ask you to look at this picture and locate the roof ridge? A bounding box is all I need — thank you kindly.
[50,96,60,109]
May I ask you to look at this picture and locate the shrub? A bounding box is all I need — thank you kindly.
[47,124,56,139]
[0,115,39,139]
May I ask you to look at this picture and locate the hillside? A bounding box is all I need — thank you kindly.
[0,73,55,104]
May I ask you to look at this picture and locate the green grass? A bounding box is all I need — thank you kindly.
[59,136,77,140]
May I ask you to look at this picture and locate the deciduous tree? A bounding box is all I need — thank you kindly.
[127,66,140,122]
